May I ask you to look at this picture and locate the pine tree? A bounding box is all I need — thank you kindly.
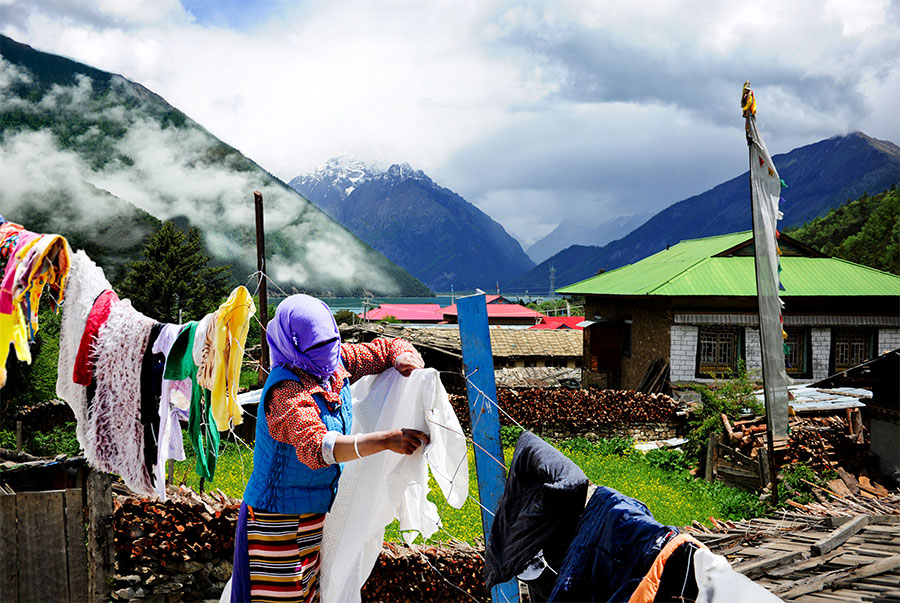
[117,221,231,323]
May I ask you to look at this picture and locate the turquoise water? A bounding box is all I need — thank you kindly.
[320,296,454,314]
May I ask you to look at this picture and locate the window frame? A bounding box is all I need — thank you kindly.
[830,328,876,373]
[784,327,812,379]
[695,326,744,378]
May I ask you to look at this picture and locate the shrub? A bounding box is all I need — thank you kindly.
[499,425,523,448]
[684,359,763,467]
[644,448,691,474]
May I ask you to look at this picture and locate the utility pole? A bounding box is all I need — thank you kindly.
[548,264,556,300]
[254,191,270,385]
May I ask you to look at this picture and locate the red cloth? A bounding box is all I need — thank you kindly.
[72,289,119,386]
[267,338,417,469]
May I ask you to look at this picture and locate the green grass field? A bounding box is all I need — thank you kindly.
[178,434,764,546]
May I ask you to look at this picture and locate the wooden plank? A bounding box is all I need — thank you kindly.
[811,515,869,556]
[828,515,900,527]
[65,489,88,603]
[87,472,114,603]
[17,491,69,602]
[734,549,806,578]
[767,551,843,577]
[831,554,900,588]
[0,493,17,602]
[705,432,718,481]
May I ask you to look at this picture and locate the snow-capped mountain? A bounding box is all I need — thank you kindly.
[289,158,535,291]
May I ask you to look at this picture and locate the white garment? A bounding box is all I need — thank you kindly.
[152,323,190,500]
[55,250,111,454]
[90,299,156,495]
[694,547,783,603]
[319,368,468,603]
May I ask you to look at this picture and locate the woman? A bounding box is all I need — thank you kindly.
[232,295,429,602]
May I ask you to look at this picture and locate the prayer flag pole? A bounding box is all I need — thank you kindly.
[458,293,519,603]
[743,82,787,499]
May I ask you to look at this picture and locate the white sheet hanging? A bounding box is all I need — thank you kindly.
[319,368,468,603]
[55,250,112,455]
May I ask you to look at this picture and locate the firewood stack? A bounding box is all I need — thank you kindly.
[448,388,680,432]
[113,485,240,573]
[723,413,870,473]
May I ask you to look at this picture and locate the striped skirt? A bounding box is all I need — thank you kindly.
[246,509,326,603]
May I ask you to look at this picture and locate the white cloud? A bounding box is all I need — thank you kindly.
[2,0,898,247]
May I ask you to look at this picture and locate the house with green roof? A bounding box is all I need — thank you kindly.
[558,231,900,389]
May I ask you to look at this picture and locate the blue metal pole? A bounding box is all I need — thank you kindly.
[457,294,519,603]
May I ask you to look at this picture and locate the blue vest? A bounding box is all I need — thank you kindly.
[242,365,352,514]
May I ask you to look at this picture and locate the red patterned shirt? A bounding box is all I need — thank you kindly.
[267,338,418,469]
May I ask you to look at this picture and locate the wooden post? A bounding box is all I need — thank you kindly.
[457,294,519,603]
[87,471,114,603]
[254,191,270,385]
[16,421,22,452]
[705,432,719,482]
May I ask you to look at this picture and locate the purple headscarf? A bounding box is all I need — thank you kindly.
[266,294,341,382]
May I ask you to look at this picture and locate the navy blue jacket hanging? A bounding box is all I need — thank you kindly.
[548,486,677,602]
[484,430,589,594]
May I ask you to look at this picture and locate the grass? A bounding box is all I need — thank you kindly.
[178,435,765,546]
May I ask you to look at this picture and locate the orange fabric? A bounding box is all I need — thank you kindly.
[628,533,705,603]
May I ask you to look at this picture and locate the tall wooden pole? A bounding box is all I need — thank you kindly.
[254,191,270,385]
[458,294,519,603]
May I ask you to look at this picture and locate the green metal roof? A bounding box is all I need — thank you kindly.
[558,232,900,297]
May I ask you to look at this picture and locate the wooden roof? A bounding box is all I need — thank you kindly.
[342,324,582,358]
[688,499,900,602]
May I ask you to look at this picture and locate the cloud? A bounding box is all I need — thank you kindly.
[2,0,898,247]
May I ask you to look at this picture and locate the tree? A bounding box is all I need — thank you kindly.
[117,221,231,323]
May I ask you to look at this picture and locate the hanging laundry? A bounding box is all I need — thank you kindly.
[485,430,589,601]
[319,368,468,603]
[164,320,220,482]
[0,230,40,385]
[152,322,191,500]
[209,286,255,430]
[56,250,113,452]
[139,323,165,483]
[548,486,678,602]
[194,312,216,389]
[11,233,71,325]
[72,289,120,386]
[90,299,156,495]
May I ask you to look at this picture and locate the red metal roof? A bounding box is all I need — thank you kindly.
[440,302,546,319]
[358,303,444,322]
[529,316,585,330]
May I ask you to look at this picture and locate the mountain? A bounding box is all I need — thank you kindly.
[513,132,900,291]
[0,35,429,296]
[787,186,899,275]
[289,158,535,291]
[526,213,648,264]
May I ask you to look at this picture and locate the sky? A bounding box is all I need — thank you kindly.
[1,0,898,248]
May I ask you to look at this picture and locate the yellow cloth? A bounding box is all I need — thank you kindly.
[0,306,32,387]
[13,235,71,332]
[209,286,256,431]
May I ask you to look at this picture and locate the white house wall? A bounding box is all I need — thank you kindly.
[669,325,899,384]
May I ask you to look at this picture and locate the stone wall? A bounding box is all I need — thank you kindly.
[811,328,831,379]
[669,325,698,382]
[878,328,900,355]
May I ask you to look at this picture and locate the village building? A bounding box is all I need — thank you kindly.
[358,294,548,326]
[558,231,900,390]
[341,322,582,392]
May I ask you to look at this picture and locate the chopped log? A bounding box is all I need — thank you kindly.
[826,478,853,499]
[836,467,860,495]
[810,515,868,556]
[721,414,734,442]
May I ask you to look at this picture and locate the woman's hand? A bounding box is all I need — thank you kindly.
[333,428,430,462]
[382,428,430,455]
[393,351,424,376]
